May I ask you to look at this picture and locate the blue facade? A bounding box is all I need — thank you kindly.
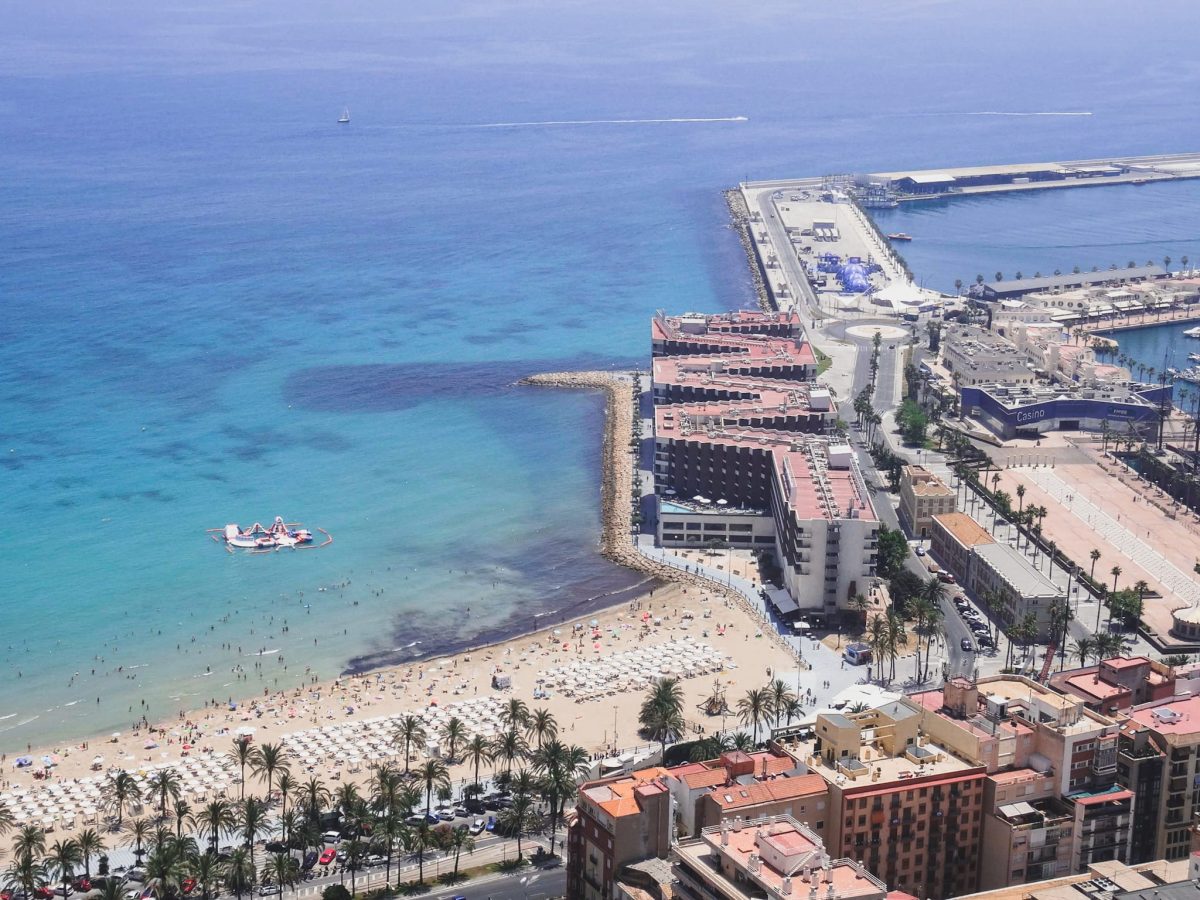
[962,386,1163,439]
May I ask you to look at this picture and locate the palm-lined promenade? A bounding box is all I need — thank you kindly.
[0,578,801,895]
[0,702,585,899]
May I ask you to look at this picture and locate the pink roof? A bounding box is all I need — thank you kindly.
[1129,695,1200,735]
[1065,674,1127,701]
[1075,788,1133,806]
[1104,656,1150,670]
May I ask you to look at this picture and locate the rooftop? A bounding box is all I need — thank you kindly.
[982,266,1167,294]
[903,465,954,497]
[708,773,828,810]
[973,541,1063,599]
[581,767,668,818]
[678,815,885,900]
[1128,694,1200,737]
[932,511,996,549]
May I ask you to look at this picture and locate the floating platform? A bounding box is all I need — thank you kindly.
[207,516,332,553]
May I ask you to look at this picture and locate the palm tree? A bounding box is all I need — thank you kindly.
[737,688,775,746]
[46,838,82,900]
[491,729,529,781]
[392,715,426,776]
[264,853,298,900]
[104,770,139,828]
[1089,548,1102,584]
[885,610,907,682]
[440,717,468,762]
[171,799,192,842]
[404,821,434,885]
[143,837,188,900]
[498,792,539,860]
[4,844,47,900]
[221,847,256,900]
[768,679,795,727]
[124,818,153,866]
[195,799,236,856]
[499,698,531,733]
[250,741,291,801]
[463,734,494,794]
[0,799,14,836]
[236,797,270,865]
[144,769,183,828]
[228,737,254,801]
[638,677,686,760]
[75,828,105,880]
[446,827,475,879]
[1110,565,1123,596]
[526,708,558,750]
[416,759,449,818]
[300,776,330,827]
[367,765,404,885]
[531,740,589,854]
[191,852,220,900]
[275,771,296,843]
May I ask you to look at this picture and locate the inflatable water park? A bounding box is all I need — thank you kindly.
[208,516,332,553]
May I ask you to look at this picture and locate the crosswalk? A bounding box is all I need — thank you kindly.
[1021,466,1200,608]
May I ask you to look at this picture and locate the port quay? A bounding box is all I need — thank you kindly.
[737,152,1200,319]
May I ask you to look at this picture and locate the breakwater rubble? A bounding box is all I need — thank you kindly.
[725,189,771,312]
[522,370,797,658]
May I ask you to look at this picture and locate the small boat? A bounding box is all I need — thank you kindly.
[1177,367,1200,383]
[886,233,913,241]
[337,108,350,124]
[1184,326,1200,338]
[1188,353,1200,363]
[1131,178,1147,185]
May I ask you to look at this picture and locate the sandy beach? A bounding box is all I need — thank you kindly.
[1,372,804,848]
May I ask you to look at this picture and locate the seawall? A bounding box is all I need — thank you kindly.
[521,370,798,658]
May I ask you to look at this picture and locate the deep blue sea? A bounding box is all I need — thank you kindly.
[4,0,1200,753]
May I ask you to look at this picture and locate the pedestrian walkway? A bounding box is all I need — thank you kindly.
[1021,466,1200,608]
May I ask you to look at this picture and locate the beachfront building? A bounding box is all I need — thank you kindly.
[568,767,674,900]
[651,312,879,619]
[774,701,987,899]
[898,465,956,539]
[672,815,888,900]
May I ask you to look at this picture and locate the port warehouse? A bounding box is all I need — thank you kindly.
[977,266,1170,302]
[960,384,1169,440]
[877,162,1126,195]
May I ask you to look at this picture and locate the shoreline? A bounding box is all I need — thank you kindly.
[3,370,805,845]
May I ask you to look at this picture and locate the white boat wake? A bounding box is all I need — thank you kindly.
[473,115,748,128]
[965,110,1093,117]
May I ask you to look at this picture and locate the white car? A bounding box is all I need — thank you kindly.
[470,818,486,835]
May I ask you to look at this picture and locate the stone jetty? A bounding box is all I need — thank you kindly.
[521,370,798,658]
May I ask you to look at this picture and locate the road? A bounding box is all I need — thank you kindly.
[824,320,976,680]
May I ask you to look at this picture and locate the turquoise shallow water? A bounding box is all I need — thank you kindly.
[4,0,1200,753]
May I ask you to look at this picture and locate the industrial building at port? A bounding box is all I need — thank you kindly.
[650,310,878,618]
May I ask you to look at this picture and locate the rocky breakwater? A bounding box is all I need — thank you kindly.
[521,370,799,659]
[725,188,771,312]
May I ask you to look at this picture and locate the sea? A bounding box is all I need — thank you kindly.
[4,0,1200,754]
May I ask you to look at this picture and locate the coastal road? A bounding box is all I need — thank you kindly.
[747,186,820,314]
[824,320,974,679]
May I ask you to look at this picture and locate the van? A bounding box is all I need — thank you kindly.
[322,831,342,845]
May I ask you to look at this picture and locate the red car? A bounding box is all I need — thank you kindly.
[319,848,337,866]
[181,878,196,895]
[34,888,55,900]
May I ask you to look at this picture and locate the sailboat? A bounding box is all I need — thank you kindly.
[337,108,350,124]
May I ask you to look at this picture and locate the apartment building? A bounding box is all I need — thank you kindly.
[774,701,987,899]
[969,542,1064,641]
[1051,657,1177,716]
[898,465,956,539]
[567,767,674,900]
[929,511,995,582]
[1121,696,1200,862]
[672,815,889,900]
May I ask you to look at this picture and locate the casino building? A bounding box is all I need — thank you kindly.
[959,383,1166,441]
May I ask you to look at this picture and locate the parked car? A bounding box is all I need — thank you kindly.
[937,571,956,584]
[264,841,287,854]
[301,852,318,871]
[181,879,196,896]
[914,546,926,557]
[470,818,486,835]
[321,831,342,845]
[486,816,496,832]
[318,848,337,866]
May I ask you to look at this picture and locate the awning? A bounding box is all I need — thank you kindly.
[766,587,799,615]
